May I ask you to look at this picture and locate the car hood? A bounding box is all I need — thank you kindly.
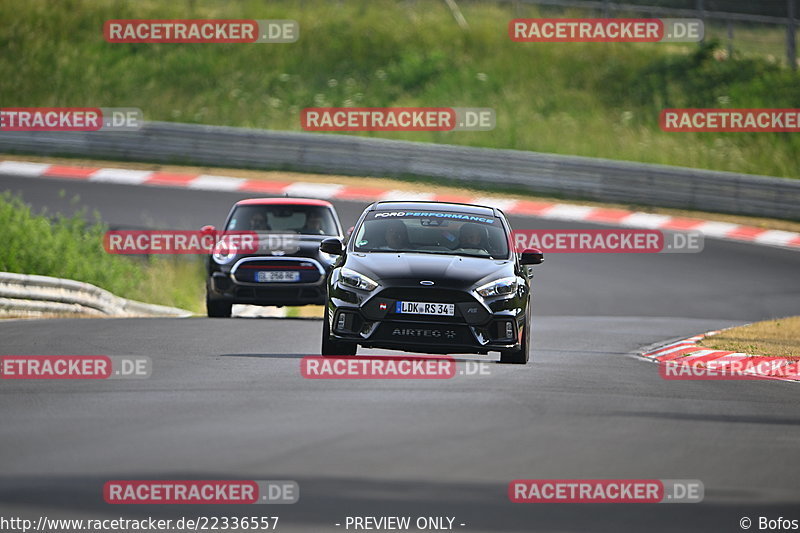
[344,252,514,289]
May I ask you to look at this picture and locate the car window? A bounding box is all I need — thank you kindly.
[227,205,338,235]
[353,210,509,258]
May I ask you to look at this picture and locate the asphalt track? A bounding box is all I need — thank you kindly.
[1,173,799,533]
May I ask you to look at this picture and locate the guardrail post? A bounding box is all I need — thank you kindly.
[788,0,797,70]
[696,0,705,43]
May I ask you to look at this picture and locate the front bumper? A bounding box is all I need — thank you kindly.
[327,285,526,354]
[208,256,328,306]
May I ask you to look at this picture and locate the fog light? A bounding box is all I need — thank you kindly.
[337,313,347,330]
[493,319,514,341]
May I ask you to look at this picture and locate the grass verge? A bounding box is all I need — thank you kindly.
[0,192,205,314]
[699,317,800,358]
[286,305,323,319]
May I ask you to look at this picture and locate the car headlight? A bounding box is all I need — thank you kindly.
[476,276,518,298]
[212,240,237,265]
[340,267,379,291]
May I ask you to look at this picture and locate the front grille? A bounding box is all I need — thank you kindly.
[232,258,321,284]
[239,259,312,269]
[376,288,476,303]
[375,288,479,323]
[370,322,474,345]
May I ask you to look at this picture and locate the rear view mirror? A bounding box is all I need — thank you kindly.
[520,248,544,265]
[320,237,344,255]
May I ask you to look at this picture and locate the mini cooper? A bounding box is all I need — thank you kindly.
[205,198,344,317]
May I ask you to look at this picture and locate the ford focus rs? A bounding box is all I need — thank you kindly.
[320,201,543,363]
[205,198,344,317]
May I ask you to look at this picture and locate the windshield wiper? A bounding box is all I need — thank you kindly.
[361,249,494,258]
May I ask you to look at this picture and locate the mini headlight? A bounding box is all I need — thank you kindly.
[340,267,379,291]
[212,240,238,265]
[476,276,518,298]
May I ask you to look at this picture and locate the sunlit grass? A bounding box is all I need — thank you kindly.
[699,317,800,358]
[0,192,205,314]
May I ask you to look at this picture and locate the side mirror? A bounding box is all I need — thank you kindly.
[201,224,217,234]
[520,248,544,265]
[320,237,344,255]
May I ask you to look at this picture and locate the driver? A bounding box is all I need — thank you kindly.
[249,212,270,231]
[384,220,409,250]
[301,212,326,235]
[458,223,488,252]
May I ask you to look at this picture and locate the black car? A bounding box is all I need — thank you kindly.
[205,198,344,317]
[320,201,543,363]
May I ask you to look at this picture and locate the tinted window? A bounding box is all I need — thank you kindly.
[353,210,509,259]
[227,205,338,235]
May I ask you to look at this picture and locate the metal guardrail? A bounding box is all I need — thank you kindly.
[1,121,799,220]
[0,272,192,318]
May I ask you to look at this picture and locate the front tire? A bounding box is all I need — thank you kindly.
[500,307,531,364]
[321,306,357,355]
[206,293,232,318]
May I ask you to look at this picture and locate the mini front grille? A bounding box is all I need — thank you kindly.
[238,259,315,269]
[232,258,322,284]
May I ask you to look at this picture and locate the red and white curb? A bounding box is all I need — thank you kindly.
[2,159,799,251]
[640,331,800,382]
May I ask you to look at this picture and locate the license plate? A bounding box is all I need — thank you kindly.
[395,301,454,316]
[256,271,300,282]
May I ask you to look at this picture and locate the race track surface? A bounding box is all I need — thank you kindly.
[1,174,799,532]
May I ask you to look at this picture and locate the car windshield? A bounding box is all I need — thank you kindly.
[226,205,338,235]
[353,210,510,259]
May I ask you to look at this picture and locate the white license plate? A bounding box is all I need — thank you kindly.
[256,271,300,282]
[396,301,454,316]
